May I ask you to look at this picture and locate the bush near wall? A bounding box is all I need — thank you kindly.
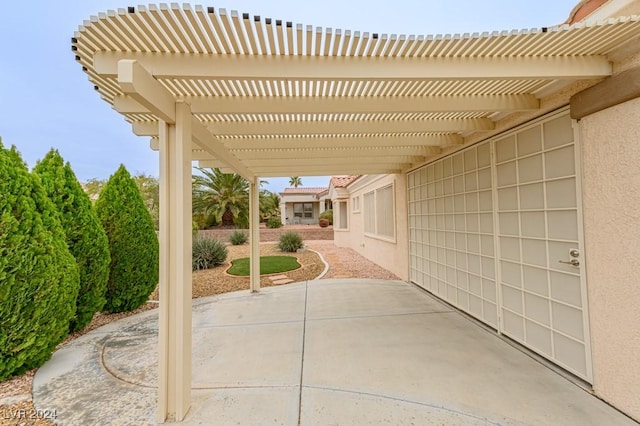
[33,150,111,331]
[278,231,304,252]
[319,209,333,225]
[96,165,159,313]
[0,143,80,380]
[229,230,248,245]
[266,217,283,228]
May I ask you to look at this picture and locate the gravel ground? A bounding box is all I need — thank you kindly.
[0,241,398,425]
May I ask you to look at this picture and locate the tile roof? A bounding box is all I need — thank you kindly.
[330,175,361,188]
[281,187,328,195]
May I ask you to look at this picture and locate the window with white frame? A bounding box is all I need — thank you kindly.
[364,192,375,233]
[335,201,348,229]
[293,202,313,218]
[376,185,394,238]
[352,195,360,213]
[363,184,395,239]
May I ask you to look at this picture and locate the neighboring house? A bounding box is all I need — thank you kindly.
[326,175,360,231]
[279,187,329,225]
[327,1,640,421]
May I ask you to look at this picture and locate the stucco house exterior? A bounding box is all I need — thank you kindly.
[279,187,329,225]
[72,0,640,422]
[327,1,640,421]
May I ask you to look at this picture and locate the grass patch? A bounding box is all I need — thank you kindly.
[227,256,300,276]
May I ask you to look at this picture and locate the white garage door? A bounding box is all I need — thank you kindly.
[408,111,592,381]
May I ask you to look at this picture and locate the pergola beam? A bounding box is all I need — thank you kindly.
[150,138,442,159]
[134,118,494,136]
[246,166,407,176]
[117,60,175,124]
[116,93,539,114]
[116,59,253,180]
[96,51,612,80]
[218,134,462,149]
[239,156,426,167]
[197,159,408,175]
[190,118,255,180]
[232,146,442,159]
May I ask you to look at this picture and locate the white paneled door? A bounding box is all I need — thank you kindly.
[408,111,592,381]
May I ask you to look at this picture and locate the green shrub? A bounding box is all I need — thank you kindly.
[319,209,333,225]
[193,236,228,270]
[266,217,283,228]
[33,150,110,331]
[0,143,79,380]
[278,231,304,252]
[95,165,159,313]
[229,230,248,245]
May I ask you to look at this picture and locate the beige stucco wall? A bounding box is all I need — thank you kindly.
[334,174,409,281]
[579,96,640,422]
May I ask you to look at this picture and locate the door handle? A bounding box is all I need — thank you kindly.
[559,259,580,267]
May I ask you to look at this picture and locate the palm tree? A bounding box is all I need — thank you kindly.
[260,190,281,219]
[193,168,249,227]
[289,176,302,188]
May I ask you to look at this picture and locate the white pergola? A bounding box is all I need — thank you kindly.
[72,5,640,422]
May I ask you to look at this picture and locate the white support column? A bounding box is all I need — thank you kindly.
[249,177,261,292]
[158,101,193,423]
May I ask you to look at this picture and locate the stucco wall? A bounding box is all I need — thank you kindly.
[579,96,640,421]
[334,174,409,280]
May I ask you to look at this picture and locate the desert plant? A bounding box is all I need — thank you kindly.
[192,236,228,270]
[278,231,304,252]
[266,217,283,229]
[95,165,159,313]
[319,209,333,225]
[229,230,248,245]
[33,149,111,331]
[0,143,80,380]
[192,168,249,227]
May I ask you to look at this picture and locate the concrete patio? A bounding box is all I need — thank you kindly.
[33,279,634,425]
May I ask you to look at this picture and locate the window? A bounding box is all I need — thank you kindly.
[376,185,394,238]
[293,203,313,218]
[364,192,375,233]
[352,196,360,213]
[363,184,395,240]
[335,201,348,230]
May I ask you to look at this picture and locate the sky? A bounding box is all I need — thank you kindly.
[0,0,578,194]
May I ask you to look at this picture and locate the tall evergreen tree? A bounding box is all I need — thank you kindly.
[96,165,159,312]
[0,142,79,380]
[34,150,110,331]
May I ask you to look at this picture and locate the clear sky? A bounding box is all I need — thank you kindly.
[0,0,578,193]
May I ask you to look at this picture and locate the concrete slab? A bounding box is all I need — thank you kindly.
[300,386,498,426]
[306,278,452,319]
[302,287,633,425]
[32,280,637,425]
[268,274,289,281]
[192,285,305,328]
[177,387,300,425]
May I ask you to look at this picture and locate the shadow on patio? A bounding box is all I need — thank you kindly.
[33,279,633,425]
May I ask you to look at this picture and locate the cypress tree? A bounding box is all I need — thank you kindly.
[0,143,79,380]
[96,165,159,312]
[33,150,110,331]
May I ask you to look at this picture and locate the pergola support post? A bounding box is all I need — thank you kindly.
[249,177,260,292]
[158,101,193,423]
